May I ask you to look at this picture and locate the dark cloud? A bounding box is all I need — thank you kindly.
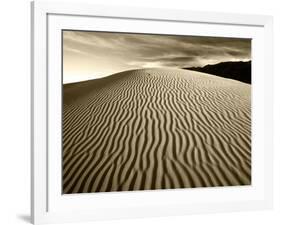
[63,30,251,83]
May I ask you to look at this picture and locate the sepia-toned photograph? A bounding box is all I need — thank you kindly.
[62,30,251,194]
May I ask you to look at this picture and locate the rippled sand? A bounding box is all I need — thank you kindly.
[63,68,251,194]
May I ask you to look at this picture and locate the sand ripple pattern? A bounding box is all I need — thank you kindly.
[63,68,251,194]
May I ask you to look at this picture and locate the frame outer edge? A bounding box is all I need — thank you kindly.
[264,16,274,209]
[31,1,274,223]
[32,1,48,224]
[31,1,34,224]
[37,0,268,26]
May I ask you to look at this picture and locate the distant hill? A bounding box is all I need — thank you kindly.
[183,61,251,84]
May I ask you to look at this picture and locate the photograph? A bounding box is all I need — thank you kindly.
[62,30,251,194]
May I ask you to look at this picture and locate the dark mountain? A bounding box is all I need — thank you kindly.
[183,61,251,84]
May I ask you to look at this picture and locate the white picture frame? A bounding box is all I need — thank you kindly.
[31,1,274,224]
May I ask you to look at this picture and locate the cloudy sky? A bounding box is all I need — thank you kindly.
[63,30,251,84]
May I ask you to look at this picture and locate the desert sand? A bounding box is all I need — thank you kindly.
[63,68,251,194]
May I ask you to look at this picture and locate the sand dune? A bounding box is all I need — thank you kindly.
[63,68,251,194]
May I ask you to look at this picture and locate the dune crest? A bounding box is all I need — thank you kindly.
[63,68,251,194]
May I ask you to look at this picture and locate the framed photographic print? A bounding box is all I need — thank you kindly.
[31,1,273,224]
